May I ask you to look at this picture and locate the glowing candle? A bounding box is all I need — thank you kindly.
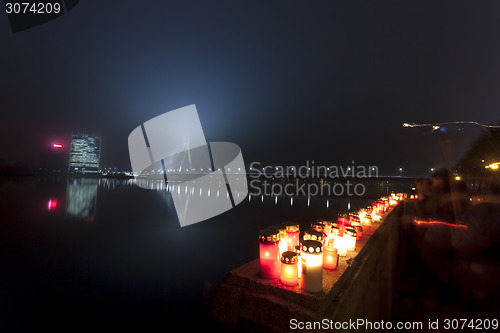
[284,222,300,251]
[322,221,332,238]
[338,213,350,226]
[379,198,389,213]
[294,245,302,278]
[344,226,357,251]
[303,229,323,243]
[300,240,323,292]
[362,212,372,227]
[333,235,347,256]
[358,209,367,224]
[277,225,288,255]
[331,225,340,237]
[355,225,363,240]
[350,214,361,227]
[311,222,324,233]
[311,222,327,244]
[259,228,280,279]
[321,221,332,245]
[323,244,338,270]
[280,251,299,286]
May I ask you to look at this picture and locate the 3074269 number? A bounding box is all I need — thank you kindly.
[5,2,61,14]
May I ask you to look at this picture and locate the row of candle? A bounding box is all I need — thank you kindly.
[258,193,406,292]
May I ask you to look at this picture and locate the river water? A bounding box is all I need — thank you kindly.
[0,175,413,331]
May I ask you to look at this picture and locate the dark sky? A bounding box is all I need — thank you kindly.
[1,1,500,175]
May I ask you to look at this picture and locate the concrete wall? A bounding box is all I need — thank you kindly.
[212,206,405,332]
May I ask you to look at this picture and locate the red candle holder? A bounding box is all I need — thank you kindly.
[354,225,363,240]
[259,228,281,279]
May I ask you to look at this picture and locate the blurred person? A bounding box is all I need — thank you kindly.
[415,178,433,217]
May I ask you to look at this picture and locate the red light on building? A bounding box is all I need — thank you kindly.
[48,198,57,211]
[53,143,63,149]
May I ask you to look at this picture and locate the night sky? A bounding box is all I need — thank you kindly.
[2,1,500,175]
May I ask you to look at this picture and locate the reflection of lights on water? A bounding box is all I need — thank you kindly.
[261,195,264,202]
[347,202,351,210]
[307,196,310,207]
[275,196,278,205]
[326,199,329,208]
[290,197,293,206]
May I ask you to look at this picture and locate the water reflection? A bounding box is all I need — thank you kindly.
[65,178,98,223]
[60,177,407,223]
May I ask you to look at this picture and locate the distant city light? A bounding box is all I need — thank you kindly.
[402,121,500,129]
[485,162,500,170]
[53,143,63,148]
[48,198,57,210]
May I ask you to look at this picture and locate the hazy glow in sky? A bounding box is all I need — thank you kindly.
[1,1,499,174]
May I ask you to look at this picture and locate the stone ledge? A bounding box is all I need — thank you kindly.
[212,211,400,332]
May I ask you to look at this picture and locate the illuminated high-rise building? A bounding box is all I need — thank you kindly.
[68,132,101,173]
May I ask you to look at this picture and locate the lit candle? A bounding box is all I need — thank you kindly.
[333,235,347,256]
[358,209,367,224]
[322,221,332,238]
[284,222,300,251]
[276,225,288,255]
[380,198,389,213]
[280,251,299,286]
[362,212,372,227]
[350,214,361,227]
[323,243,338,270]
[300,240,323,293]
[337,214,348,236]
[311,222,326,242]
[303,229,323,243]
[330,222,339,235]
[389,193,398,207]
[259,228,281,279]
[294,245,302,278]
[311,221,325,231]
[338,213,350,226]
[344,226,357,251]
[355,225,363,240]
